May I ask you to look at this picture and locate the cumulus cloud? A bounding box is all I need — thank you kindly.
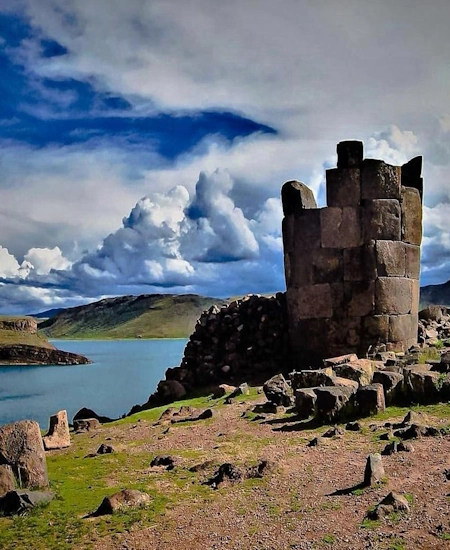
[24,246,72,274]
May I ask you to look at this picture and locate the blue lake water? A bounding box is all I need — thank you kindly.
[0,339,187,429]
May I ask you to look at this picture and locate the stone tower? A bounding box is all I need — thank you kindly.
[282,141,423,365]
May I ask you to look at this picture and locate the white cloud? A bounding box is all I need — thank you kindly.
[0,246,21,278]
[24,246,72,275]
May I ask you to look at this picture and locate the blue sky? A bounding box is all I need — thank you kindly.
[1,0,450,314]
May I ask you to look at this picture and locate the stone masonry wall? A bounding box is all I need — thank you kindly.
[283,141,423,365]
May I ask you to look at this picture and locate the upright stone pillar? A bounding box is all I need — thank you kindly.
[282,141,422,366]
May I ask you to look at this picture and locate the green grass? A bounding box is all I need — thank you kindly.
[321,534,336,544]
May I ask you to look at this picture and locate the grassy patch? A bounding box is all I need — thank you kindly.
[322,533,336,544]
[360,517,381,530]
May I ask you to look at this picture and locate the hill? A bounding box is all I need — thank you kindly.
[0,317,55,349]
[38,294,224,339]
[420,279,450,307]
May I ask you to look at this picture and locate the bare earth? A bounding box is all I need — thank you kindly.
[89,396,450,550]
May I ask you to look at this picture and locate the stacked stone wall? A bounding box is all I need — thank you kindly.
[283,141,423,364]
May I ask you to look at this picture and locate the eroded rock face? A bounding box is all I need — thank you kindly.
[0,420,48,491]
[43,410,70,450]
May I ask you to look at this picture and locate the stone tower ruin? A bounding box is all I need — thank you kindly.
[282,141,423,365]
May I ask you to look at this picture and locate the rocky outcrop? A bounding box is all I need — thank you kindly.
[0,318,38,333]
[0,420,48,494]
[0,344,91,365]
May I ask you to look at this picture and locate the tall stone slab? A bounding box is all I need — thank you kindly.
[282,142,423,364]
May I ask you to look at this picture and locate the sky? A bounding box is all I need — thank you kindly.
[1,0,450,314]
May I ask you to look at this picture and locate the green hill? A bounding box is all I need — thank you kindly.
[0,316,54,349]
[38,294,224,339]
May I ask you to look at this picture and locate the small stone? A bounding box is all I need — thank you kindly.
[92,489,151,516]
[364,453,385,486]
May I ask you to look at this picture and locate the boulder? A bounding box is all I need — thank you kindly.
[263,374,293,406]
[346,421,362,431]
[372,371,403,405]
[73,418,101,432]
[419,306,443,322]
[92,489,151,516]
[0,420,48,490]
[0,490,54,516]
[364,453,385,486]
[156,379,186,402]
[356,383,385,417]
[97,444,114,455]
[43,410,71,450]
[73,408,113,424]
[171,408,216,424]
[314,386,355,422]
[0,466,15,496]
[294,388,317,419]
[403,367,441,404]
[212,384,236,398]
[323,354,358,368]
[367,491,410,520]
[332,377,359,391]
[290,368,335,389]
[229,383,250,398]
[333,359,375,386]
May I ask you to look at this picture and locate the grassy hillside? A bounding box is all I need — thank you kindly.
[0,316,54,349]
[420,279,450,307]
[39,294,224,339]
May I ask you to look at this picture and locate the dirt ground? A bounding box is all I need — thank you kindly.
[91,396,450,550]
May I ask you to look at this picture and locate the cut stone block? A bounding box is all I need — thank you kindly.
[294,388,317,419]
[403,368,440,404]
[361,159,401,200]
[327,317,361,351]
[293,209,322,250]
[375,240,406,277]
[333,359,375,386]
[402,156,423,202]
[404,244,421,279]
[401,187,422,245]
[343,245,376,281]
[323,354,358,368]
[363,199,401,241]
[290,367,335,389]
[311,248,343,284]
[321,207,362,248]
[389,314,417,342]
[372,371,403,405]
[332,377,359,391]
[345,281,375,317]
[282,215,295,253]
[43,410,71,451]
[375,277,413,315]
[314,386,356,422]
[326,168,360,207]
[337,140,364,168]
[281,180,317,216]
[287,285,333,319]
[356,383,386,416]
[289,251,313,288]
[364,453,385,486]
[362,315,389,343]
[263,374,293,406]
[411,281,420,315]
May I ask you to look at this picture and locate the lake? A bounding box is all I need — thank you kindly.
[0,339,187,429]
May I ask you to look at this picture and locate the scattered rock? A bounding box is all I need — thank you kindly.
[263,374,293,406]
[43,410,71,450]
[91,489,151,516]
[294,388,317,419]
[189,460,215,473]
[205,463,245,489]
[0,466,15,496]
[308,436,326,447]
[356,383,385,416]
[171,408,216,424]
[322,426,345,438]
[364,453,385,486]
[394,424,425,440]
[290,368,334,390]
[229,383,250,398]
[97,444,114,455]
[150,456,178,470]
[73,418,101,432]
[73,408,113,424]
[0,490,54,516]
[367,491,410,520]
[314,386,355,423]
[381,441,398,456]
[212,384,236,398]
[345,421,362,431]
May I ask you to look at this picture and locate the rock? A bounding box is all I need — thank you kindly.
[156,380,186,402]
[397,442,414,452]
[308,436,326,447]
[356,383,385,417]
[252,402,283,414]
[229,383,250,398]
[0,466,15,496]
[332,377,359,391]
[368,491,410,520]
[419,306,443,322]
[401,410,429,426]
[346,421,362,431]
[290,368,335,389]
[0,345,90,366]
[323,426,345,438]
[246,460,274,479]
[314,386,355,423]
[97,444,114,455]
[323,354,358,368]
[212,384,236,398]
[381,441,398,456]
[394,424,425,440]
[364,453,385,486]
[73,418,101,432]
[294,388,317,419]
[205,463,245,489]
[150,456,177,470]
[403,368,441,404]
[171,408,215,424]
[263,374,293,406]
[372,371,403,405]
[73,408,113,424]
[0,420,48,490]
[333,359,375,386]
[92,489,151,516]
[0,490,54,516]
[43,410,71,450]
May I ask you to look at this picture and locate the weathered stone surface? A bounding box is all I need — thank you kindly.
[293,209,322,250]
[212,384,236,398]
[362,315,389,343]
[363,199,401,241]
[368,491,410,520]
[294,388,317,419]
[372,371,403,405]
[263,374,293,406]
[343,245,376,281]
[326,168,360,207]
[290,368,335,389]
[156,379,186,401]
[326,317,362,354]
[356,383,385,416]
[337,140,364,168]
[333,359,375,386]
[288,249,313,287]
[320,207,362,248]
[281,180,317,216]
[375,240,406,277]
[332,377,359,391]
[314,386,355,422]
[364,453,385,486]
[323,354,358,368]
[345,281,375,317]
[282,215,295,254]
[411,280,420,315]
[403,368,441,404]
[0,420,48,490]
[0,466,15,496]
[404,244,421,279]
[389,314,417,342]
[92,489,151,516]
[287,285,333,319]
[229,383,250,398]
[375,277,413,315]
[73,418,101,432]
[311,248,343,284]
[402,156,423,200]
[361,160,401,200]
[401,186,422,245]
[43,410,70,451]
[73,408,113,424]
[0,490,54,516]
[419,306,443,322]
